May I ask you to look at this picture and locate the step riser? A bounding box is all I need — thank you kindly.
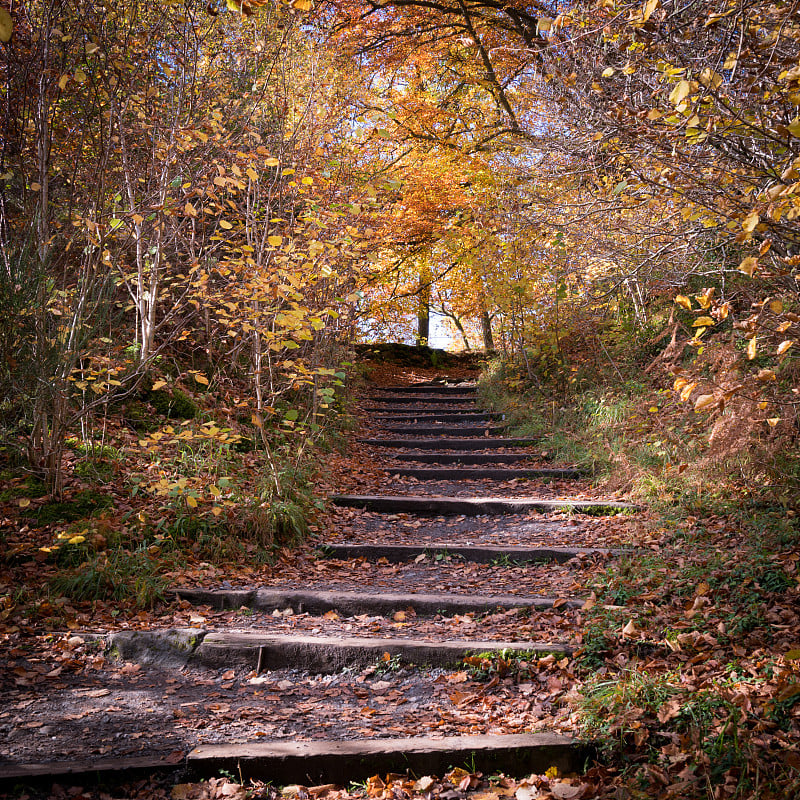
[187,735,590,785]
[174,587,580,614]
[332,495,635,515]
[320,544,610,565]
[386,468,580,479]
[359,438,534,449]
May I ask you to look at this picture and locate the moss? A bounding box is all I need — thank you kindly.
[31,488,113,525]
[125,401,160,433]
[149,388,198,420]
[0,475,47,502]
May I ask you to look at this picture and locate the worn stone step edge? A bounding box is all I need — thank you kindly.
[174,587,584,614]
[318,543,614,565]
[389,453,541,464]
[385,467,582,480]
[102,629,571,673]
[332,495,636,516]
[358,438,534,450]
[380,426,505,436]
[0,734,592,787]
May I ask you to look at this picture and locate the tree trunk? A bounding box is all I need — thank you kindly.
[481,309,495,352]
[416,266,432,347]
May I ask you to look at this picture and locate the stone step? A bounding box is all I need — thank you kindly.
[366,396,479,405]
[381,425,504,436]
[320,543,611,564]
[359,438,534,449]
[0,735,587,788]
[187,734,588,784]
[174,587,582,614]
[389,452,541,464]
[105,629,571,673]
[385,467,582,480]
[375,412,503,422]
[332,494,635,515]
[373,384,477,394]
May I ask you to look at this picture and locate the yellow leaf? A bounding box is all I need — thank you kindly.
[757,369,776,381]
[74,69,87,84]
[769,300,783,314]
[669,80,691,105]
[301,176,313,185]
[152,380,168,390]
[18,498,31,508]
[68,535,86,545]
[680,382,697,402]
[132,213,144,225]
[742,212,759,233]
[785,649,800,660]
[694,394,717,412]
[268,235,282,246]
[30,182,41,192]
[58,73,70,90]
[292,0,314,9]
[186,495,198,508]
[537,17,553,32]
[777,340,794,355]
[0,8,13,43]
[747,336,757,360]
[788,118,800,138]
[265,157,280,167]
[675,294,692,310]
[699,68,722,90]
[184,202,197,218]
[246,167,258,181]
[641,0,659,22]
[219,219,233,230]
[692,316,715,327]
[767,417,781,427]
[251,414,263,428]
[211,506,222,516]
[602,67,614,78]
[739,257,757,277]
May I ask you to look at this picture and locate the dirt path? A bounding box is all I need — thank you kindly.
[0,367,644,792]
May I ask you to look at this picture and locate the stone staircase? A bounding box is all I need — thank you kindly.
[0,376,638,788]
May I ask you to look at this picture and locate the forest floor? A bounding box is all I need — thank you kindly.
[1,358,798,800]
